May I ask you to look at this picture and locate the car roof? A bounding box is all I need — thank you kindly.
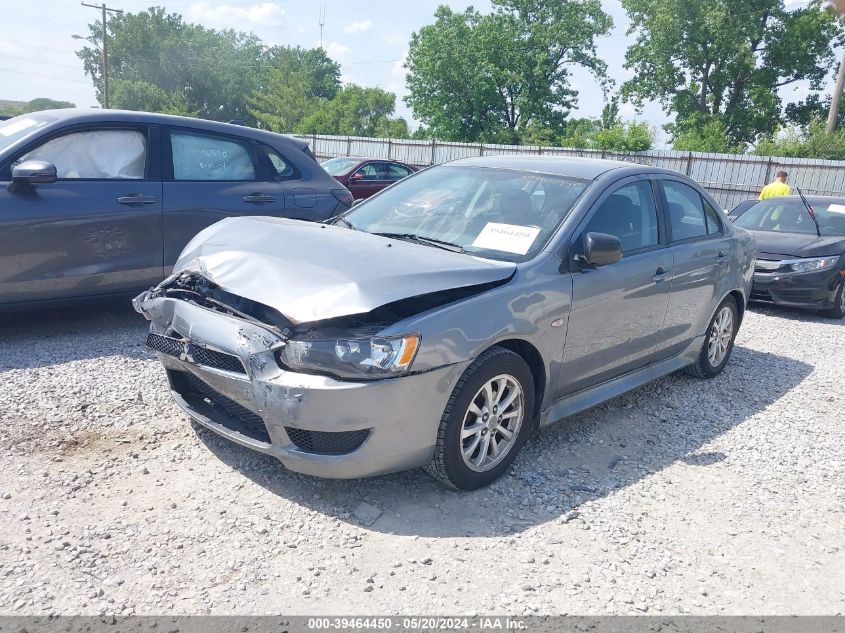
[447,154,669,180]
[19,108,309,150]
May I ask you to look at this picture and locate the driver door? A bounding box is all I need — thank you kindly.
[556,178,673,397]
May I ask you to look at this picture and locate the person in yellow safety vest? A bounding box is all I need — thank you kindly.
[759,171,791,200]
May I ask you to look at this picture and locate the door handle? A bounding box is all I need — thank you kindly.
[717,248,728,261]
[243,193,276,204]
[652,266,672,283]
[117,194,158,205]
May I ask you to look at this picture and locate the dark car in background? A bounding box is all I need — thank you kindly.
[730,196,845,318]
[0,109,352,307]
[321,156,417,200]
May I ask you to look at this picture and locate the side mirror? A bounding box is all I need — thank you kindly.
[349,172,364,180]
[577,232,623,267]
[12,160,57,185]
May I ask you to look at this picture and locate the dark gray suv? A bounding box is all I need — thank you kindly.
[0,109,352,306]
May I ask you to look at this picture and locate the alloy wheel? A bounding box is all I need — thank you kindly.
[460,374,525,472]
[707,306,734,367]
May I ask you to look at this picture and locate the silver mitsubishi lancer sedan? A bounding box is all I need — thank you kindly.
[134,156,755,490]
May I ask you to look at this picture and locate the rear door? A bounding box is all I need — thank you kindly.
[347,161,386,200]
[556,178,673,397]
[162,127,286,267]
[0,124,163,304]
[657,178,732,358]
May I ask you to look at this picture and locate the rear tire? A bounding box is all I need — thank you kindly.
[821,280,845,319]
[424,347,535,490]
[684,296,738,379]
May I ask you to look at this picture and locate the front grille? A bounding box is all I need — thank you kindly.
[147,333,246,375]
[284,427,370,455]
[175,371,271,444]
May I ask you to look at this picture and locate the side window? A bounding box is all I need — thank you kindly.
[170,132,255,181]
[257,144,297,180]
[387,163,412,179]
[353,162,383,180]
[703,198,723,235]
[15,129,146,179]
[664,181,707,241]
[582,181,659,254]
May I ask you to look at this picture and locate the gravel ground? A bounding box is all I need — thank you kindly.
[0,300,843,616]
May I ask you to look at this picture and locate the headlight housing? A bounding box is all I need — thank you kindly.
[787,256,839,273]
[276,333,420,380]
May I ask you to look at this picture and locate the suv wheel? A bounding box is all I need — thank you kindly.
[684,296,738,379]
[425,347,535,490]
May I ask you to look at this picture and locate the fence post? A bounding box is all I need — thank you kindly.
[387,137,392,160]
[763,157,774,186]
[430,139,436,165]
[346,136,352,157]
[685,152,693,176]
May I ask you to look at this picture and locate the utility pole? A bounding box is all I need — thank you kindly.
[827,49,845,133]
[318,5,325,50]
[81,2,123,109]
[827,2,845,133]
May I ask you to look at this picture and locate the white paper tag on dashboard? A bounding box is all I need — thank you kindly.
[827,203,845,214]
[472,223,541,255]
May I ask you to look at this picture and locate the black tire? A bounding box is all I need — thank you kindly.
[424,347,535,490]
[821,279,845,319]
[684,295,739,379]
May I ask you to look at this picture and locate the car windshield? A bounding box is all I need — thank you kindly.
[343,165,590,262]
[735,198,845,237]
[0,112,56,154]
[321,157,361,176]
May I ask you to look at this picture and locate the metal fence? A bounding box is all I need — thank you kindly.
[299,133,845,210]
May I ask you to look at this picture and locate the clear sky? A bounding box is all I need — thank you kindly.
[0,0,827,147]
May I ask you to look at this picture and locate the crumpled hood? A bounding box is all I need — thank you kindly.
[752,231,845,259]
[173,216,516,324]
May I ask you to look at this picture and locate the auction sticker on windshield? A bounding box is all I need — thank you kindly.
[472,223,541,255]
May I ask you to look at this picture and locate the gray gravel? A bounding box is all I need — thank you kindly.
[0,300,843,615]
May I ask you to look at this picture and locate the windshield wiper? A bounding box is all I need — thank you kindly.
[323,213,356,230]
[796,187,822,237]
[372,232,464,253]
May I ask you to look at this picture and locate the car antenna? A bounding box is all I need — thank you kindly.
[796,187,821,237]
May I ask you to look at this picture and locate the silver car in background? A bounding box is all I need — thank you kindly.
[134,156,755,490]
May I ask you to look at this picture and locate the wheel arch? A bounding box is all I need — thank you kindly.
[489,338,546,425]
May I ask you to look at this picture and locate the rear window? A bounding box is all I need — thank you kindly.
[321,157,360,176]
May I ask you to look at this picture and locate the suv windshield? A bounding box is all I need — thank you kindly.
[735,198,845,237]
[321,157,361,176]
[0,112,56,154]
[343,165,590,262]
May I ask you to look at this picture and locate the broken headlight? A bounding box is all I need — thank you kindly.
[276,334,420,379]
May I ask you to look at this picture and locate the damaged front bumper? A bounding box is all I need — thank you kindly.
[134,290,468,479]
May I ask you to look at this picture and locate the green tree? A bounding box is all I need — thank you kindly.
[621,0,844,146]
[109,79,193,115]
[261,46,341,101]
[671,114,744,153]
[0,98,76,117]
[785,94,845,130]
[405,1,613,143]
[294,85,408,137]
[248,69,315,132]
[755,119,845,160]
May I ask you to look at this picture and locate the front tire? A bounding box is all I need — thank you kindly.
[684,296,738,379]
[425,347,535,490]
[822,279,845,319]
